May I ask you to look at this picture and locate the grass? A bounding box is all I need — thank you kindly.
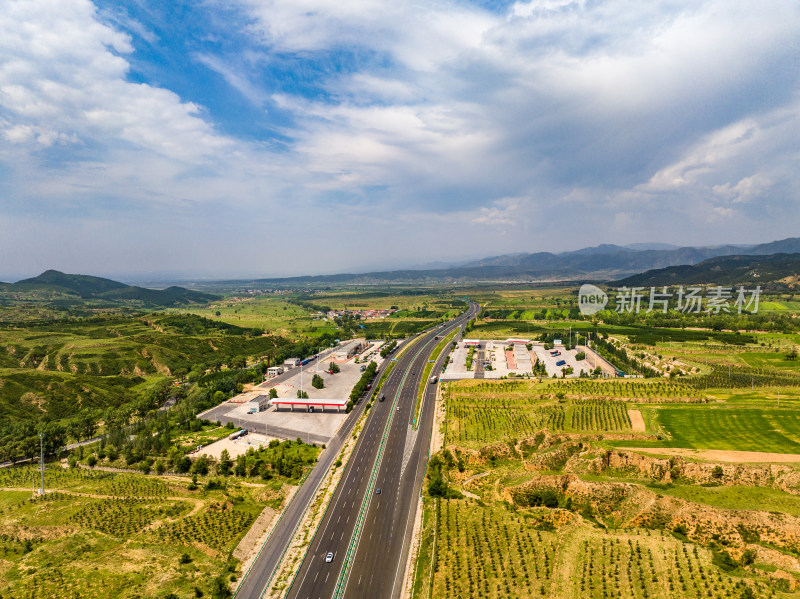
[654,404,800,453]
[0,464,284,599]
[175,294,333,339]
[644,484,800,517]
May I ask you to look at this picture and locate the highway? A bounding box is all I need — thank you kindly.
[285,302,477,599]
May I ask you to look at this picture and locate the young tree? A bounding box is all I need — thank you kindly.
[218,449,232,476]
[329,362,340,374]
[191,455,209,476]
[312,374,324,389]
[269,388,278,399]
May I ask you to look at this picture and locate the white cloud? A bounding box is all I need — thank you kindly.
[0,0,233,163]
[1,0,799,277]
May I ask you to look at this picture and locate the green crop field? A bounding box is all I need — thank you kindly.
[0,465,284,599]
[738,351,800,372]
[414,499,767,599]
[652,405,800,453]
[443,380,653,447]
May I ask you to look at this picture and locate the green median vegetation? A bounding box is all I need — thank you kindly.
[347,361,377,412]
[414,329,457,426]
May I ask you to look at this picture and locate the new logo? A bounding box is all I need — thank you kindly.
[578,284,608,315]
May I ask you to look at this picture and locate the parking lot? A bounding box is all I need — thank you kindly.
[532,344,593,378]
[199,340,386,444]
[441,339,595,379]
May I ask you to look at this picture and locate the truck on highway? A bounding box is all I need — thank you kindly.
[429,376,438,384]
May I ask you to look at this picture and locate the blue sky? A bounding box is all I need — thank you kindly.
[1,0,798,280]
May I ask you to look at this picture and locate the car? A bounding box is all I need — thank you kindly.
[325,552,333,563]
[379,393,385,402]
[396,405,400,411]
[375,488,381,495]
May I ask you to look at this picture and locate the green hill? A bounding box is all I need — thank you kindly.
[6,270,217,306]
[611,253,800,288]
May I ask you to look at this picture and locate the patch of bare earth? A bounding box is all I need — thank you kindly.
[234,503,281,566]
[627,409,646,432]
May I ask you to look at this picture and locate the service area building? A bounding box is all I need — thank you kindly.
[463,339,482,347]
[271,397,349,413]
[267,366,284,377]
[248,395,269,413]
[334,339,365,361]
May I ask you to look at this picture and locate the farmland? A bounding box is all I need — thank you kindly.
[638,404,800,453]
[442,380,648,447]
[0,465,286,599]
[416,499,771,599]
[415,370,800,598]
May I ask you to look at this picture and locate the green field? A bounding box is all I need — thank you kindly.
[443,380,646,447]
[0,465,284,599]
[176,294,332,339]
[414,498,768,599]
[645,484,800,517]
[652,404,800,453]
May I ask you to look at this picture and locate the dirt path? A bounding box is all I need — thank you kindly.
[627,409,646,432]
[625,447,800,463]
[462,471,490,485]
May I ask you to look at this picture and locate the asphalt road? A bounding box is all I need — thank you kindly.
[286,302,477,599]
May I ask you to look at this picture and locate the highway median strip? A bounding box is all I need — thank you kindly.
[332,338,433,598]
[413,328,458,428]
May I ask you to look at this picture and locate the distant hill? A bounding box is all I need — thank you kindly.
[235,237,800,286]
[611,253,800,288]
[6,270,217,306]
[14,270,128,296]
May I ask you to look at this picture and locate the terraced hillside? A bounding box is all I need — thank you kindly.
[0,313,288,423]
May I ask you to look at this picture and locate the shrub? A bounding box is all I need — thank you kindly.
[311,374,324,389]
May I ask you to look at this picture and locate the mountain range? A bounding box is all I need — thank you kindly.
[227,237,800,286]
[611,253,800,288]
[0,270,217,306]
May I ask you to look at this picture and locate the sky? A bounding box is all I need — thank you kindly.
[1,0,798,281]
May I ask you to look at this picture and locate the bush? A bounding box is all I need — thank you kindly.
[86,454,97,467]
[712,550,739,572]
[191,455,210,476]
[176,455,192,473]
[311,374,324,389]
